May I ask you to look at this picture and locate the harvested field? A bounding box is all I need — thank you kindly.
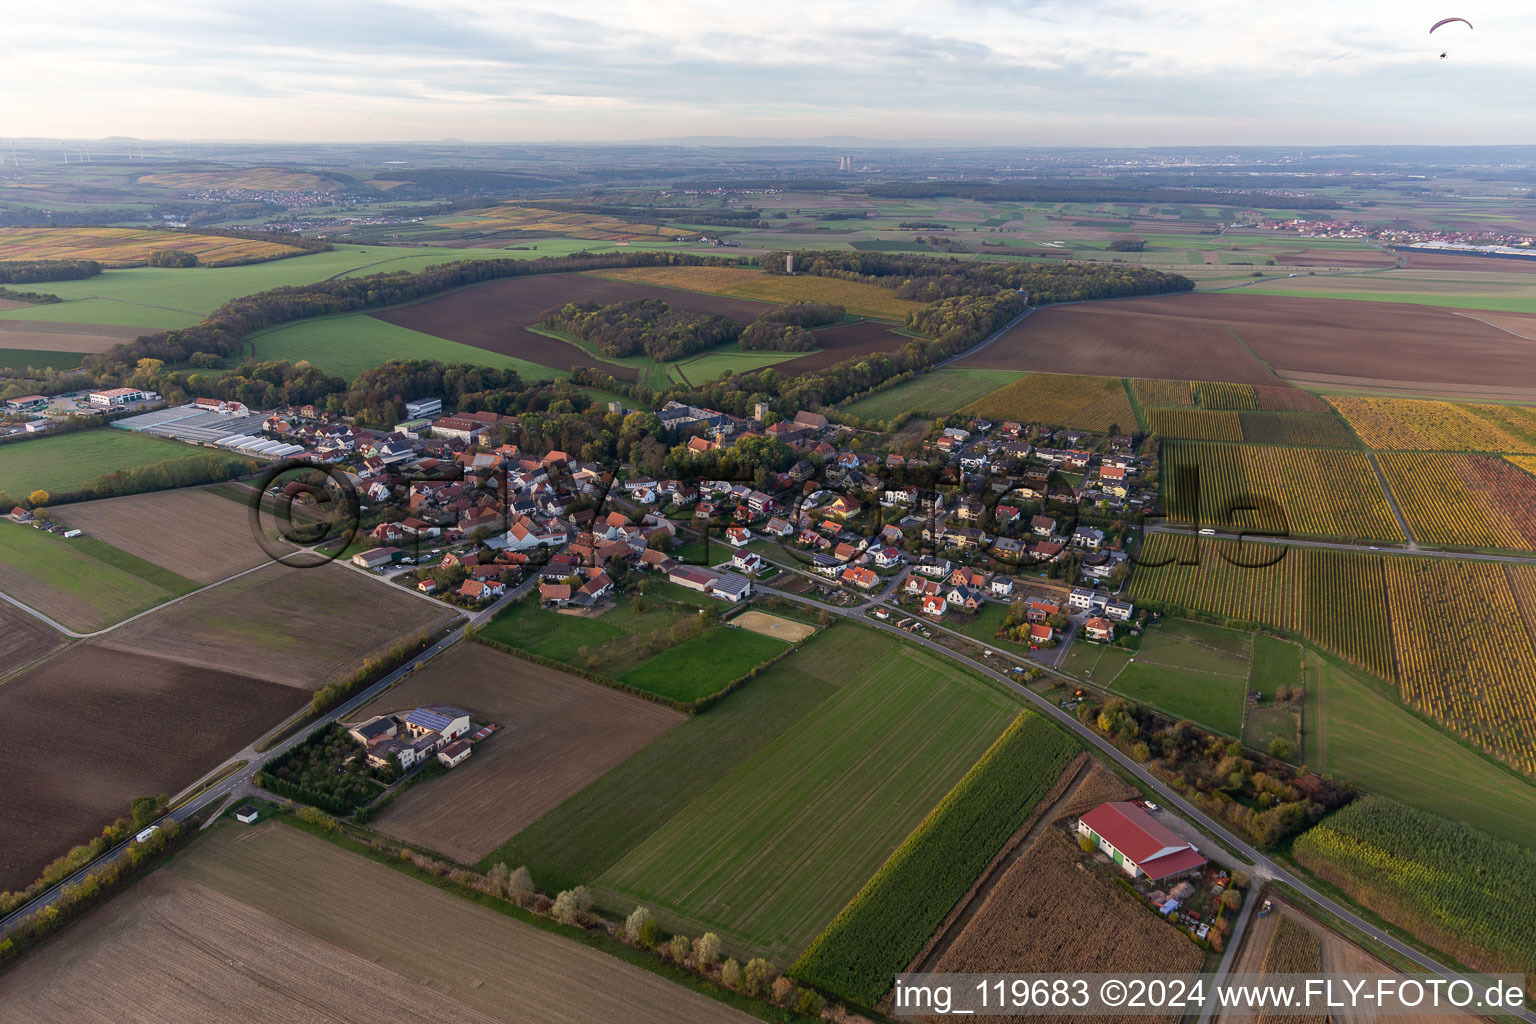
[1221,897,1465,1024]
[590,265,927,321]
[0,319,145,352]
[0,823,753,1024]
[355,643,683,863]
[963,373,1136,432]
[137,168,336,191]
[96,561,457,689]
[0,227,302,267]
[0,520,196,633]
[50,487,283,583]
[372,272,774,381]
[959,293,1536,399]
[928,829,1204,1024]
[1403,251,1536,273]
[0,604,65,680]
[768,320,915,375]
[732,609,818,642]
[0,647,300,890]
[1274,249,1397,268]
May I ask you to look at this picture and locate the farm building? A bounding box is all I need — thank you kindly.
[1078,802,1207,882]
[351,547,402,570]
[235,806,259,824]
[437,739,473,768]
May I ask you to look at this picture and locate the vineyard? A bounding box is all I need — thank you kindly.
[1254,385,1331,413]
[1292,796,1536,978]
[1192,380,1258,410]
[1132,378,1196,409]
[1328,397,1536,453]
[0,228,303,267]
[963,373,1136,432]
[1162,442,1402,541]
[1378,453,1536,550]
[1145,409,1244,442]
[789,714,1077,1007]
[1131,537,1536,770]
[1237,412,1359,448]
[1384,558,1536,775]
[1146,410,1358,448]
[1129,536,1393,679]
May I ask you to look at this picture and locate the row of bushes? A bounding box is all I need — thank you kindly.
[0,286,61,303]
[310,629,442,715]
[0,819,186,969]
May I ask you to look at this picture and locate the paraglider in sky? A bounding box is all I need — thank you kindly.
[1430,16,1472,58]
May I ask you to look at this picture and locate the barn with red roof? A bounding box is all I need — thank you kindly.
[1077,801,1207,881]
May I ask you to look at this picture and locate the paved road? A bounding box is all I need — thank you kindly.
[1145,523,1536,565]
[757,581,1536,1020]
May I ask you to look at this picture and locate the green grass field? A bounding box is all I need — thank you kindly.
[0,520,197,631]
[841,368,1024,422]
[594,642,1019,961]
[248,312,563,382]
[0,244,537,329]
[1303,647,1536,850]
[478,623,889,889]
[0,347,84,372]
[1061,640,1135,684]
[618,625,788,702]
[1105,619,1252,736]
[1243,634,1303,752]
[0,429,239,501]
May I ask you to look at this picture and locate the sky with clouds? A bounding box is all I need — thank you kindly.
[3,0,1529,143]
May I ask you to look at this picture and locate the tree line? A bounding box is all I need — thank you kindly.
[0,259,101,284]
[540,298,739,361]
[737,301,843,351]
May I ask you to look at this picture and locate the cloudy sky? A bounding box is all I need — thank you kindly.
[3,0,1528,143]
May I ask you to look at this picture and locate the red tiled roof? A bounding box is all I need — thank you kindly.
[1080,802,1206,879]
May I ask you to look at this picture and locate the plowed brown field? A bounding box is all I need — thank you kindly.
[958,293,1536,398]
[373,272,773,381]
[0,823,753,1024]
[0,605,65,680]
[0,647,299,890]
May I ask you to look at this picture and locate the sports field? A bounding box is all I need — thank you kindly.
[481,623,878,890]
[0,822,753,1024]
[0,429,234,500]
[841,368,1024,422]
[595,642,1019,960]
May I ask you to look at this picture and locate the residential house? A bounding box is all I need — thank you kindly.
[872,546,903,569]
[1105,599,1135,622]
[458,579,504,602]
[841,566,880,590]
[920,594,947,617]
[1084,617,1115,641]
[1030,515,1057,537]
[732,551,766,574]
[945,586,984,612]
[1072,526,1105,549]
[725,526,752,548]
[990,576,1015,598]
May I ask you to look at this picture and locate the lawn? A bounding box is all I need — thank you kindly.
[841,368,1025,422]
[249,312,564,383]
[1303,647,1536,850]
[477,594,687,676]
[479,623,889,889]
[618,625,787,702]
[594,641,1019,961]
[1105,618,1253,736]
[1061,641,1135,684]
[0,429,238,502]
[0,520,197,631]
